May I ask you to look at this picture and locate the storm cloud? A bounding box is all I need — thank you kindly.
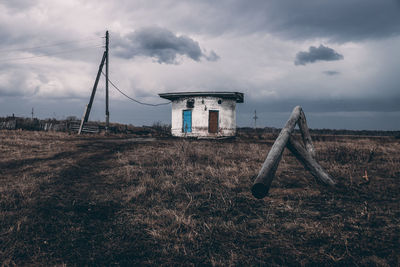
[261,0,400,42]
[295,45,343,66]
[0,0,399,130]
[113,27,219,64]
[163,0,400,42]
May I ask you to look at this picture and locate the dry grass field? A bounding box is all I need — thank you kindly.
[0,130,399,266]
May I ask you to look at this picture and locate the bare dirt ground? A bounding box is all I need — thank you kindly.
[0,130,399,266]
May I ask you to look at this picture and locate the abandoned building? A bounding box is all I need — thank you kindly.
[159,92,244,137]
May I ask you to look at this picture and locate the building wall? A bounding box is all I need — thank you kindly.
[171,96,236,137]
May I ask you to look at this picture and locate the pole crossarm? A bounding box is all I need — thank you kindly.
[251,106,336,199]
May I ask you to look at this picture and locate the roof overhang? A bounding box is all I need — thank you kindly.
[159,92,244,103]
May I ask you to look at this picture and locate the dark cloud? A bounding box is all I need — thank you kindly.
[295,45,343,66]
[158,0,400,42]
[113,27,219,64]
[264,0,400,42]
[323,70,340,76]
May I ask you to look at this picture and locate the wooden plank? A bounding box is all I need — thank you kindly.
[251,106,302,199]
[69,121,99,133]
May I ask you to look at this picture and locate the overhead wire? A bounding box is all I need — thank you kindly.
[1,33,170,107]
[0,36,101,54]
[102,72,171,106]
[0,44,104,63]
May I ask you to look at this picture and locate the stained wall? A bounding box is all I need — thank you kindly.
[171,96,236,137]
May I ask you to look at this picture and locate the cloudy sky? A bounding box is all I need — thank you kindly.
[1,0,399,130]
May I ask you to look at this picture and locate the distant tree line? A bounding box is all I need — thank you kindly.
[238,127,400,137]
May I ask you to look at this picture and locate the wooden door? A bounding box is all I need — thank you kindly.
[183,110,192,133]
[209,110,219,133]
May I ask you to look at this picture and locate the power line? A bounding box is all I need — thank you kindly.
[0,37,101,54]
[103,72,171,106]
[253,110,258,128]
[0,45,104,63]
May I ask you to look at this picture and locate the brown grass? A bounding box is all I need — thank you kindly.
[0,130,399,266]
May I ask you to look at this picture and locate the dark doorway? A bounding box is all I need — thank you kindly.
[209,110,219,133]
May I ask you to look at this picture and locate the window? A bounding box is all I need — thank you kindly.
[186,99,194,108]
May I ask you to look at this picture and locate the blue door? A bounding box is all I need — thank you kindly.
[183,110,192,133]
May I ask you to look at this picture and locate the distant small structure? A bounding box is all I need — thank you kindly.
[159,92,244,138]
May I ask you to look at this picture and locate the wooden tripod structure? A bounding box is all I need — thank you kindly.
[251,106,336,199]
[78,31,109,134]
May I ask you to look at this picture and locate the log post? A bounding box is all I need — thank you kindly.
[251,106,302,199]
[286,137,336,186]
[298,110,316,157]
[251,106,336,199]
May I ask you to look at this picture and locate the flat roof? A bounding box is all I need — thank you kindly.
[159,92,244,103]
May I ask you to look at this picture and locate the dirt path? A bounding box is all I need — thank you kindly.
[2,138,150,265]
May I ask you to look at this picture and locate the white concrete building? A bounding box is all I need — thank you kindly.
[159,92,244,138]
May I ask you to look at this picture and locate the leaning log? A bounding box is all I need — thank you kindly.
[286,137,336,186]
[298,110,316,158]
[251,106,302,199]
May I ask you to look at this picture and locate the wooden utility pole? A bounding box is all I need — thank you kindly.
[105,30,110,131]
[78,31,110,135]
[253,110,258,128]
